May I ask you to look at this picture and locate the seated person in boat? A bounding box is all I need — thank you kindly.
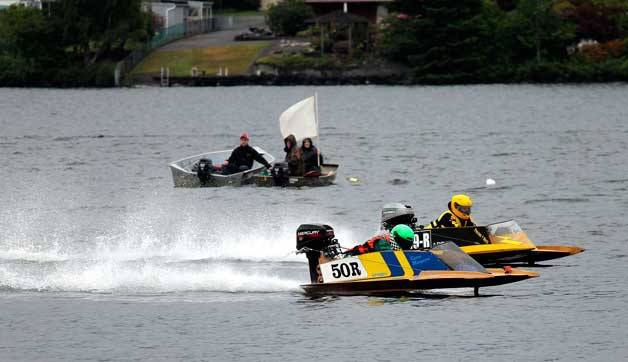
[345,225,415,256]
[427,194,475,229]
[283,134,304,176]
[300,137,324,176]
[222,132,272,174]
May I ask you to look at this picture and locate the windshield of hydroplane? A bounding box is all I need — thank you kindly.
[487,220,535,247]
[431,242,488,273]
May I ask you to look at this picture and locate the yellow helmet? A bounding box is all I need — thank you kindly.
[450,194,472,220]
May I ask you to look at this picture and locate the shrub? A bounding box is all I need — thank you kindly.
[578,39,626,62]
[256,54,335,70]
[579,42,610,62]
[604,39,626,57]
[267,0,313,36]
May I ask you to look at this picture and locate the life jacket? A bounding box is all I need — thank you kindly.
[348,232,399,255]
[428,210,475,229]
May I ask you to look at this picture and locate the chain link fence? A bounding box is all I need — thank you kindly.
[115,18,214,86]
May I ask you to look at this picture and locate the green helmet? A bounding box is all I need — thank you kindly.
[391,224,415,249]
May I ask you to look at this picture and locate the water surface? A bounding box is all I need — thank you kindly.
[1,85,627,361]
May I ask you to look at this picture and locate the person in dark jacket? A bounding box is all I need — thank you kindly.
[300,137,323,176]
[283,134,304,176]
[222,132,272,175]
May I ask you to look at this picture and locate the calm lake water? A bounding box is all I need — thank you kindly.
[1,85,627,361]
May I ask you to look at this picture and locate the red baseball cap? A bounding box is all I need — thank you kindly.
[240,132,249,140]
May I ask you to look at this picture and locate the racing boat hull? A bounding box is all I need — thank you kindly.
[302,268,538,296]
[459,244,536,265]
[496,245,585,265]
[416,221,584,266]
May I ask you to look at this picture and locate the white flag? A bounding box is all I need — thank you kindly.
[279,96,319,142]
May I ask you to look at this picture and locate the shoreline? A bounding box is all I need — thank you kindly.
[3,72,628,88]
[146,74,628,87]
[3,78,628,88]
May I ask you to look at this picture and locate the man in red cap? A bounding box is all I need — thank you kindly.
[221,132,272,174]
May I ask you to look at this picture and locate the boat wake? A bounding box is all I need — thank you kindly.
[0,260,301,293]
[0,213,356,294]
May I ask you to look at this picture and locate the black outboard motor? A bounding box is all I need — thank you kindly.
[296,224,338,283]
[271,161,290,187]
[196,158,213,186]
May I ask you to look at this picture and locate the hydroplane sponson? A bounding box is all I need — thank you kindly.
[296,224,538,296]
[415,220,584,266]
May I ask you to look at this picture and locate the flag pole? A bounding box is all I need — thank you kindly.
[314,92,319,140]
[314,92,321,167]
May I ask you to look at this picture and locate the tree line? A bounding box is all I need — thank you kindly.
[2,0,627,86]
[0,1,153,86]
[380,0,628,83]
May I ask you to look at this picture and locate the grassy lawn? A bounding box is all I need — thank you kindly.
[132,42,270,77]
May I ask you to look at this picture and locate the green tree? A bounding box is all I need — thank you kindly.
[0,5,62,83]
[0,5,61,61]
[380,0,488,81]
[0,1,154,85]
[379,15,422,62]
[512,0,575,63]
[267,0,313,36]
[49,0,153,65]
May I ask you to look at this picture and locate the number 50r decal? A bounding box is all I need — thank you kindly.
[320,258,367,282]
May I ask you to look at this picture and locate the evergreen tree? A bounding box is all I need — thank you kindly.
[381,0,488,81]
[511,0,575,63]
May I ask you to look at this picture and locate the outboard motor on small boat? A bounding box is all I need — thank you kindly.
[296,224,339,283]
[271,161,289,187]
[196,158,213,186]
[381,203,417,231]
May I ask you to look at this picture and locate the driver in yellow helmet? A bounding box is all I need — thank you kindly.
[427,194,475,229]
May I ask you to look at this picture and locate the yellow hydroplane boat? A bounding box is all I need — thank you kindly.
[415,220,584,266]
[296,224,538,296]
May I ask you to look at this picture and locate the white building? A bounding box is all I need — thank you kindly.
[0,0,54,9]
[149,2,188,29]
[146,1,213,29]
[188,1,213,21]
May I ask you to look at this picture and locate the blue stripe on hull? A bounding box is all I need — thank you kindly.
[380,251,405,277]
[403,252,449,273]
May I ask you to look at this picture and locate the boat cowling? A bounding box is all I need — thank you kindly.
[271,162,290,186]
[297,224,337,283]
[296,224,335,252]
[381,203,417,230]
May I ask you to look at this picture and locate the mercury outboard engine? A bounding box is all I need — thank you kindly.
[381,203,417,231]
[196,158,213,186]
[296,224,339,283]
[271,161,289,187]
